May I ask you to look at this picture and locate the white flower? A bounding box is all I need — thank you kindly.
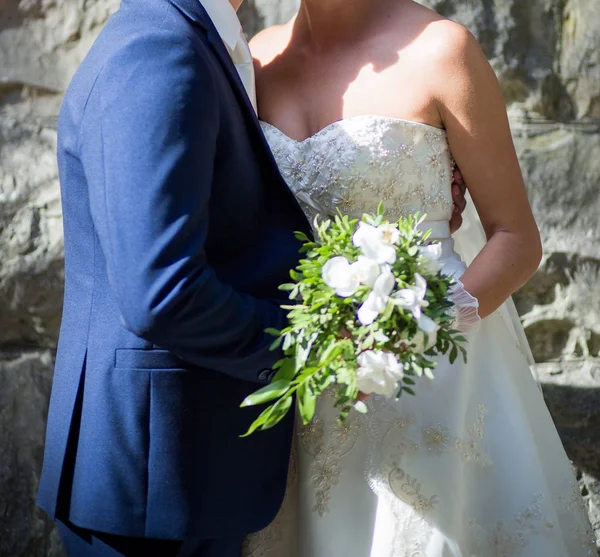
[410,331,427,354]
[393,273,440,342]
[322,256,359,297]
[412,313,440,352]
[356,350,404,398]
[418,243,443,273]
[417,313,438,335]
[416,315,439,348]
[393,273,429,319]
[357,266,396,325]
[411,329,437,354]
[352,222,397,265]
[350,255,381,287]
[379,223,400,245]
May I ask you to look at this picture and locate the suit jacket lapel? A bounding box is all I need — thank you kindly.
[167,0,259,130]
[166,0,309,222]
[205,32,260,121]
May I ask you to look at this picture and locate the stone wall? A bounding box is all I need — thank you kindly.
[0,0,598,555]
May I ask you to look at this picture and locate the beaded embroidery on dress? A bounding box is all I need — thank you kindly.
[242,116,597,557]
[260,116,454,224]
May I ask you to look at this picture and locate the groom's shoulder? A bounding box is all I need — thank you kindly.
[61,4,217,137]
[91,2,213,68]
[69,4,216,97]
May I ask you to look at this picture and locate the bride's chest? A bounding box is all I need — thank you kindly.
[261,116,455,220]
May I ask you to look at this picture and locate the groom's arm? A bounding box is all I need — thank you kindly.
[79,31,284,384]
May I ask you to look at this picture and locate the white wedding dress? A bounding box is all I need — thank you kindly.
[243,116,597,557]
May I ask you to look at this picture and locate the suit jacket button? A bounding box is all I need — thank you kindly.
[258,369,272,381]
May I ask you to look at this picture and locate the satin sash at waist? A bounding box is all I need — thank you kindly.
[417,219,451,240]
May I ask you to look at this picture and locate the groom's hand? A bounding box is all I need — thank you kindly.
[449,167,467,234]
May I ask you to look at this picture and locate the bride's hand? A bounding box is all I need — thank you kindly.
[449,167,467,234]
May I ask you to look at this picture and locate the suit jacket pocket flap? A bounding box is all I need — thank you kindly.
[115,349,188,370]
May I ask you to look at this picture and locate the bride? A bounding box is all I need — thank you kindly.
[243,0,596,556]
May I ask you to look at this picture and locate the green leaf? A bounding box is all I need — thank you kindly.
[402,386,416,396]
[295,342,311,370]
[319,341,342,365]
[269,336,283,351]
[338,406,351,423]
[261,396,294,431]
[240,405,276,437]
[381,298,395,321]
[449,344,458,364]
[373,330,390,344]
[298,382,317,424]
[295,367,320,382]
[241,380,291,408]
[273,358,297,382]
[294,231,310,242]
[360,335,375,350]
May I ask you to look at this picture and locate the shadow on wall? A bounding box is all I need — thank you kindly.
[543,381,600,472]
[238,1,265,38]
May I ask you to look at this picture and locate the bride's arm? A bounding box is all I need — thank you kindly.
[432,24,542,319]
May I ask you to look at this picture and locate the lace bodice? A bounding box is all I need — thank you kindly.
[260,115,454,223]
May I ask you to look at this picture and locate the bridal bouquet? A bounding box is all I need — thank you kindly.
[241,206,468,436]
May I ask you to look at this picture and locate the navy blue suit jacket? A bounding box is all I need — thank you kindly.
[37,0,309,540]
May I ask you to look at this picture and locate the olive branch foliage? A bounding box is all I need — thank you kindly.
[241,206,467,436]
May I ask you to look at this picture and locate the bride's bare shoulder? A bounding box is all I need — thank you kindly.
[409,8,481,66]
[388,3,487,83]
[249,22,293,69]
[403,9,490,93]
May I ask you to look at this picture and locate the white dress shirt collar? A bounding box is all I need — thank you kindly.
[199,0,242,51]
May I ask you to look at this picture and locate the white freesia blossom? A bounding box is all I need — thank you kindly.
[350,255,381,287]
[394,273,440,344]
[357,266,396,325]
[411,327,438,353]
[356,350,404,397]
[417,314,439,347]
[322,256,359,297]
[393,273,429,319]
[418,243,443,273]
[418,313,439,335]
[352,222,397,265]
[379,223,400,245]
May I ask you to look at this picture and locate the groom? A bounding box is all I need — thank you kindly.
[37,0,467,555]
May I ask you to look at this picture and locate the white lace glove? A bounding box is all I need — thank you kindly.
[448,279,481,333]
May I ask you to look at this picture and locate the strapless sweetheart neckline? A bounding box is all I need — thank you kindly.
[259,113,454,223]
[259,114,446,145]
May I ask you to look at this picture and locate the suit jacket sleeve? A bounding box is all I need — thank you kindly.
[79,30,284,383]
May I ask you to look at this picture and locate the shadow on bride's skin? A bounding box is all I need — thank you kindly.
[251,0,444,143]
